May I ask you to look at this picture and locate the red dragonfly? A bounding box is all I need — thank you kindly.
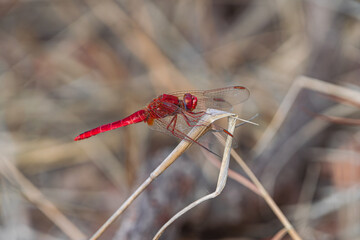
[74,86,249,143]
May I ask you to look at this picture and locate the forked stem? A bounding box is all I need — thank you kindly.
[153,115,237,239]
[89,109,234,240]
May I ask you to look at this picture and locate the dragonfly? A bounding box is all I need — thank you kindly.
[74,86,249,147]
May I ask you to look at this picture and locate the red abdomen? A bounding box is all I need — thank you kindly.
[74,109,148,141]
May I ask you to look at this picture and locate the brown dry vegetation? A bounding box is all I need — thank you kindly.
[0,1,360,240]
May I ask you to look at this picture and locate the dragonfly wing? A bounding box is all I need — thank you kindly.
[147,103,202,139]
[148,114,193,139]
[148,116,190,140]
[170,86,250,112]
[147,102,227,157]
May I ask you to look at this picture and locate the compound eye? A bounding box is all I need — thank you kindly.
[183,93,197,111]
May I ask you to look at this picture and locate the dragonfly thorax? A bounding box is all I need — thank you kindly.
[146,94,181,118]
[183,93,197,111]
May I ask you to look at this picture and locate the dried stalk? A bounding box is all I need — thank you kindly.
[153,115,237,239]
[0,156,86,240]
[214,133,302,240]
[253,76,360,157]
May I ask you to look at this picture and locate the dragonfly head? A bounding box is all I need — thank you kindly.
[183,93,197,111]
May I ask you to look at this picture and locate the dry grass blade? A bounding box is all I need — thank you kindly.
[253,76,360,157]
[214,134,302,240]
[204,150,261,195]
[313,114,360,125]
[0,156,86,240]
[272,228,288,240]
[89,109,235,240]
[153,115,237,240]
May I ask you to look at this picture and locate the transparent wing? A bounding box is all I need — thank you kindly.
[146,99,238,157]
[147,104,202,138]
[169,86,250,112]
[149,116,192,140]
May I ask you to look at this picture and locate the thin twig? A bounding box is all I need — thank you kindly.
[0,156,86,240]
[204,150,261,195]
[153,115,237,239]
[253,76,360,157]
[272,228,288,240]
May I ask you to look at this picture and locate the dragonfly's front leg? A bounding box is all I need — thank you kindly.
[167,116,187,139]
[181,111,207,127]
[180,112,199,128]
[166,115,178,134]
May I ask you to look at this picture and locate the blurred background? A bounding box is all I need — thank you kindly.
[1,0,360,239]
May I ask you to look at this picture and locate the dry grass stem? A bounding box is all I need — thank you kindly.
[261,102,360,192]
[214,134,302,240]
[153,116,237,239]
[253,76,360,157]
[272,228,288,240]
[294,164,321,232]
[0,156,86,240]
[231,150,302,240]
[204,149,261,196]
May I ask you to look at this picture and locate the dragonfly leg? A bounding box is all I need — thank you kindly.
[186,111,206,125]
[167,115,200,141]
[164,113,221,157]
[210,125,234,137]
[180,112,199,127]
[166,115,178,133]
[168,122,188,140]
